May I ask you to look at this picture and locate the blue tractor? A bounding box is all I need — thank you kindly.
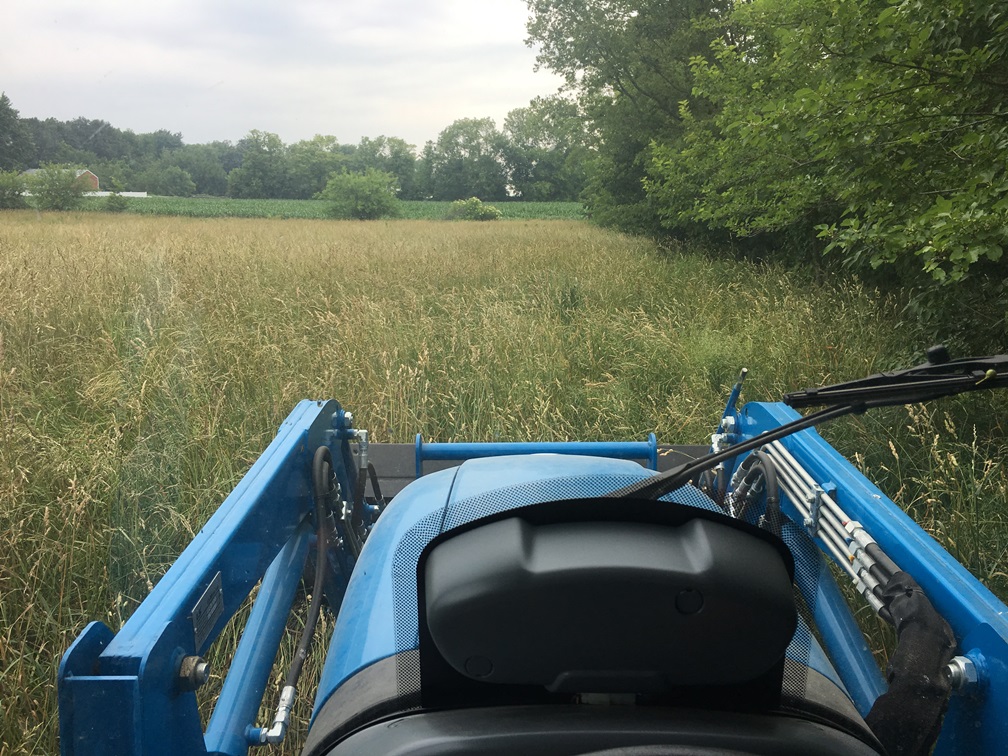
[59,347,1008,754]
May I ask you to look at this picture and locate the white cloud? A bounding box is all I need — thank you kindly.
[1,0,563,147]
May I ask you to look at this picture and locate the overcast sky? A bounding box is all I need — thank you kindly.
[2,0,566,149]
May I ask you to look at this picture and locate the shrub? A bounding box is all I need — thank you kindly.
[444,197,502,221]
[0,170,27,209]
[27,164,86,211]
[316,169,400,220]
[105,192,129,213]
[137,165,197,197]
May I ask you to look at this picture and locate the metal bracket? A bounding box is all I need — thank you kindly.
[803,482,836,538]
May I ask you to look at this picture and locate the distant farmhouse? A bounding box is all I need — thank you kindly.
[21,168,146,197]
[73,169,100,191]
[22,168,100,191]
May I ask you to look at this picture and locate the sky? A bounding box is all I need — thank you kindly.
[1,0,567,149]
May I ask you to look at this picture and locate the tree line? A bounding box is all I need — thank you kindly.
[525,0,1006,346]
[3,0,1006,344]
[0,93,587,203]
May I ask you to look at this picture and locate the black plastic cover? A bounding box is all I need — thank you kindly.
[420,498,796,696]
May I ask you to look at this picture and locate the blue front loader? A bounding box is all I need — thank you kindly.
[58,393,1008,754]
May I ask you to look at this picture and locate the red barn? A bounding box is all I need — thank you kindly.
[74,170,100,191]
[22,168,100,191]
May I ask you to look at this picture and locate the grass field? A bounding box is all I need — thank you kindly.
[78,195,586,220]
[2,210,1005,753]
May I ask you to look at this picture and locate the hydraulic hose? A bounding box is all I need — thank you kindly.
[732,449,781,535]
[865,542,899,581]
[255,445,332,746]
[752,450,781,535]
[609,403,864,501]
[288,445,332,687]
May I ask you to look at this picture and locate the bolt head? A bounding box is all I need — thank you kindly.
[177,655,210,691]
[947,655,978,691]
[193,660,210,686]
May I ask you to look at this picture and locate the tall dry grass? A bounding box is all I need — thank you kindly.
[1,211,1004,753]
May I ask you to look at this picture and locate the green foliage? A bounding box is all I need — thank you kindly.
[137,163,197,196]
[525,0,731,231]
[642,0,1008,286]
[355,136,419,199]
[21,114,183,178]
[316,169,401,220]
[0,169,28,209]
[420,118,508,201]
[105,192,129,213]
[0,92,34,171]
[164,144,229,195]
[286,135,349,200]
[529,0,1008,342]
[502,96,588,201]
[229,130,291,199]
[8,93,581,210]
[27,163,87,210]
[444,197,503,221]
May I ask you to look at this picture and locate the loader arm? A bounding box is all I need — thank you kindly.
[58,401,357,756]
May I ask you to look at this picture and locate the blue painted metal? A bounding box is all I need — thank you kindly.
[808,560,887,715]
[414,434,660,479]
[312,466,460,717]
[719,370,747,432]
[203,521,313,756]
[58,400,355,756]
[60,392,1008,754]
[738,401,1008,753]
[311,454,657,721]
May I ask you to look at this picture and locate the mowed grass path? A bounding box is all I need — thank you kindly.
[2,212,1005,753]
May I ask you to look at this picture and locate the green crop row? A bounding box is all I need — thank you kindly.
[79,195,585,221]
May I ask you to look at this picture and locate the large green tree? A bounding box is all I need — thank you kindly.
[526,0,731,229]
[165,144,229,195]
[502,96,588,201]
[286,135,347,199]
[420,118,508,201]
[0,93,35,171]
[647,0,1008,284]
[355,136,418,199]
[228,130,290,198]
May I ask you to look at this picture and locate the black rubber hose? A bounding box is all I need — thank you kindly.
[732,451,763,502]
[732,451,781,535]
[609,403,864,501]
[367,463,386,511]
[865,542,899,581]
[285,446,332,689]
[748,450,781,536]
[715,459,731,509]
[868,562,891,586]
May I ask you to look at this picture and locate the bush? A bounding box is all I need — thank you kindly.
[27,164,86,211]
[316,169,400,220]
[137,165,197,197]
[444,197,502,221]
[0,170,27,209]
[105,192,129,213]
